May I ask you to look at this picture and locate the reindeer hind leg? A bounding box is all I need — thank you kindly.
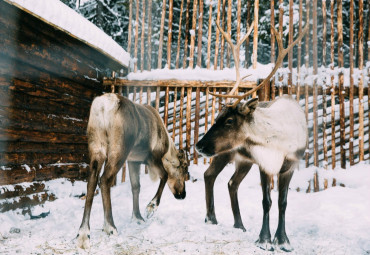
[100,147,131,236]
[273,160,296,252]
[77,152,106,249]
[255,170,274,251]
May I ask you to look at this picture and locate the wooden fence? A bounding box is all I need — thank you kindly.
[103,0,370,192]
[114,0,370,170]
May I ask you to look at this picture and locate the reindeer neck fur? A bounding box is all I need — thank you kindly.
[161,131,181,176]
[241,96,307,175]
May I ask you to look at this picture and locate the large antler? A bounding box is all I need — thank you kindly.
[212,10,310,108]
[215,20,255,96]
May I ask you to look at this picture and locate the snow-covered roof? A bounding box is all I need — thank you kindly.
[6,0,130,68]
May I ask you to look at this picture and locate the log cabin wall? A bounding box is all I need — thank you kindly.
[0,0,127,211]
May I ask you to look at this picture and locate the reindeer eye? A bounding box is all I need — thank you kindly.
[226,118,233,125]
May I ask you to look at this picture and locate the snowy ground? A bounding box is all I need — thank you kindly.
[1,162,370,255]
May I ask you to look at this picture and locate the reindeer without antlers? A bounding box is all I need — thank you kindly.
[77,93,190,249]
[196,14,309,252]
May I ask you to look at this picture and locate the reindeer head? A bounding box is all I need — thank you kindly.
[196,98,258,157]
[163,148,190,200]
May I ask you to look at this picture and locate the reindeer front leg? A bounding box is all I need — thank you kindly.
[204,153,231,224]
[128,161,145,224]
[145,159,168,219]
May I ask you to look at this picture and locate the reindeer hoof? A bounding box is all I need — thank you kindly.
[233,224,246,232]
[273,237,293,252]
[132,214,145,224]
[103,224,118,236]
[76,229,90,250]
[145,201,158,219]
[205,215,218,225]
[255,239,274,251]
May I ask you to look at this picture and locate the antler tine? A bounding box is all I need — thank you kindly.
[237,20,256,48]
[227,21,310,108]
[212,20,255,98]
[215,22,235,52]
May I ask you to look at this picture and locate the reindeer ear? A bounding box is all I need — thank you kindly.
[238,98,258,116]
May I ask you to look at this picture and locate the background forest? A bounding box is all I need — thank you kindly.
[60,0,369,70]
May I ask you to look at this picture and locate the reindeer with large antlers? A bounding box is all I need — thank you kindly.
[195,12,309,252]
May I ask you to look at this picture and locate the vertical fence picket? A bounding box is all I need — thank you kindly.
[244,0,251,68]
[296,0,303,102]
[134,0,140,72]
[204,87,209,164]
[158,0,167,69]
[226,0,232,68]
[164,86,170,127]
[139,86,143,104]
[337,0,346,169]
[349,0,354,165]
[322,0,328,170]
[140,0,146,72]
[278,0,284,96]
[147,87,151,105]
[175,0,184,69]
[214,0,221,69]
[270,0,275,100]
[147,0,152,70]
[304,0,310,167]
[220,0,226,70]
[193,87,201,164]
[236,0,241,42]
[133,86,137,102]
[183,0,191,68]
[252,0,259,69]
[179,87,185,149]
[155,86,160,111]
[167,0,174,68]
[358,0,364,162]
[128,0,133,55]
[189,0,198,69]
[288,0,293,95]
[186,87,192,153]
[330,0,336,169]
[172,87,178,141]
[197,0,204,67]
[206,1,213,69]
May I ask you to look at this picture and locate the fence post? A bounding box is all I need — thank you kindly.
[167,0,174,68]
[349,0,354,166]
[206,1,213,69]
[226,0,232,68]
[197,0,204,67]
[213,0,221,70]
[147,0,152,70]
[141,0,146,72]
[330,0,336,169]
[358,0,364,162]
[288,0,293,95]
[183,0,191,68]
[189,0,198,69]
[157,0,167,69]
[322,0,328,172]
[175,0,185,69]
[304,0,310,168]
[244,0,251,68]
[252,0,259,69]
[337,0,346,169]
[134,0,140,72]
